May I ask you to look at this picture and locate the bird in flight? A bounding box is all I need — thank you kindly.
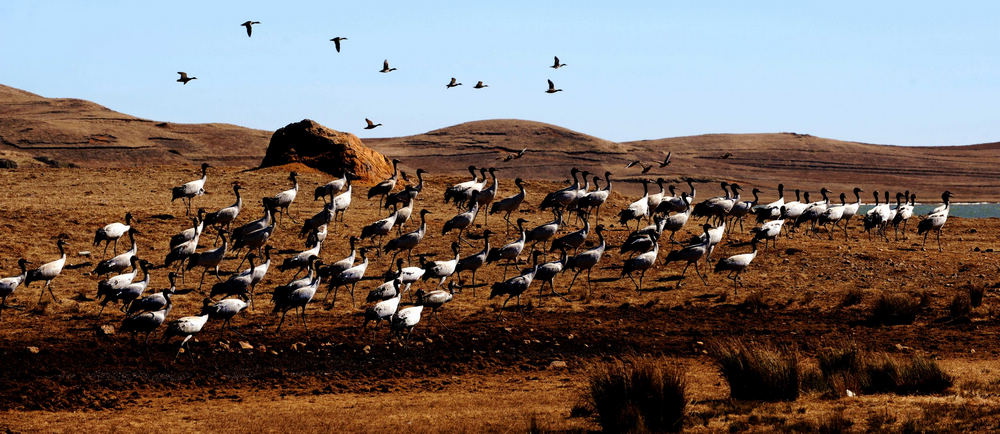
[625,159,642,169]
[330,37,347,52]
[380,60,397,73]
[720,152,733,160]
[446,78,462,88]
[500,148,527,162]
[473,81,488,89]
[658,152,672,168]
[546,79,562,94]
[241,21,260,37]
[365,118,382,130]
[176,72,197,85]
[551,56,566,69]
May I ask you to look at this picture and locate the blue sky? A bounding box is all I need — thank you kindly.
[1,1,998,145]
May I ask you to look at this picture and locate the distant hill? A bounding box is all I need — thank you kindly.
[2,84,998,200]
[0,84,269,167]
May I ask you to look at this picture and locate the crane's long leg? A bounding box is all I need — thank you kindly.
[566,270,582,294]
[276,310,288,333]
[300,306,309,331]
[921,231,929,251]
[937,229,943,252]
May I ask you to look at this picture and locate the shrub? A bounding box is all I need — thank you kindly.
[0,158,17,169]
[968,285,985,308]
[841,287,864,307]
[949,293,971,320]
[870,293,921,325]
[816,344,952,396]
[587,357,687,432]
[711,339,799,401]
[742,291,767,313]
[818,410,854,434]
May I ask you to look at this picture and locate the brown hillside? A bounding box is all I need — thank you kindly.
[0,84,269,167]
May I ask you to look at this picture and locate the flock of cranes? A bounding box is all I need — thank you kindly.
[0,155,956,360]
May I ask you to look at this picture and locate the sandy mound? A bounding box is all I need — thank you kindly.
[259,119,394,183]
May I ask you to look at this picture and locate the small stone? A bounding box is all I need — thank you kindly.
[503,327,513,333]
[363,345,371,354]
[548,360,568,369]
[567,334,575,340]
[78,251,92,257]
[270,350,279,356]
[98,324,115,336]
[292,342,306,351]
[846,389,856,397]
[257,345,267,353]
[238,341,253,350]
[26,346,40,354]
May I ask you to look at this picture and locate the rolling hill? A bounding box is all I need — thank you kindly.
[2,84,998,200]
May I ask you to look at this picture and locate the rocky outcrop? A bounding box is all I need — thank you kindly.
[260,119,393,182]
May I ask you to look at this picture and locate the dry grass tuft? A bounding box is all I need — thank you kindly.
[585,357,687,433]
[741,290,767,313]
[816,343,952,396]
[870,292,921,325]
[841,287,864,307]
[968,285,985,308]
[950,293,971,320]
[710,339,799,401]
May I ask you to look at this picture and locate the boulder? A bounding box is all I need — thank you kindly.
[260,119,394,183]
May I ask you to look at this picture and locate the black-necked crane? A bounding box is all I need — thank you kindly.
[917,191,953,252]
[446,77,462,88]
[621,233,658,292]
[442,202,479,247]
[422,242,460,289]
[892,192,915,240]
[367,278,402,303]
[330,36,347,52]
[185,229,228,290]
[263,172,299,225]
[319,236,357,280]
[385,168,426,210]
[714,238,759,294]
[751,209,785,250]
[0,258,29,320]
[697,222,725,262]
[546,79,563,93]
[332,176,353,222]
[121,288,172,345]
[306,223,327,249]
[390,197,415,235]
[164,225,200,282]
[25,239,67,303]
[176,72,196,85]
[577,171,612,225]
[456,230,491,291]
[539,168,581,212]
[280,239,324,279]
[391,257,425,285]
[362,281,402,338]
[204,184,242,239]
[886,192,904,228]
[300,202,334,239]
[327,248,370,308]
[231,218,274,259]
[360,209,398,254]
[379,59,397,73]
[449,167,488,209]
[564,225,606,297]
[646,178,667,218]
[755,183,784,223]
[233,200,273,243]
[656,179,696,214]
[275,256,319,298]
[201,297,248,331]
[490,177,526,233]
[117,259,152,313]
[445,166,480,203]
[662,223,712,288]
[551,56,566,69]
[839,187,864,240]
[550,218,590,254]
[164,311,210,361]
[501,148,526,161]
[472,168,498,224]
[819,193,847,240]
[487,218,528,279]
[128,272,177,316]
[618,179,650,231]
[415,281,455,328]
[273,265,323,333]
[315,171,352,202]
[390,303,424,344]
[383,209,431,265]
[692,182,731,224]
[171,163,210,215]
[94,228,139,276]
[209,253,255,302]
[490,251,542,319]
[782,190,810,236]
[863,190,890,241]
[729,187,760,233]
[534,247,568,304]
[94,212,135,256]
[170,210,205,250]
[241,20,260,37]
[368,159,401,210]
[620,217,666,257]
[527,210,563,253]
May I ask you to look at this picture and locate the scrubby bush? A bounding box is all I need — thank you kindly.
[950,293,971,320]
[587,357,687,432]
[841,287,864,307]
[816,344,952,396]
[968,285,985,308]
[711,339,799,401]
[870,293,921,325]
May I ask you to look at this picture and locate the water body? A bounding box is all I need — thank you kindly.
[855,203,1000,219]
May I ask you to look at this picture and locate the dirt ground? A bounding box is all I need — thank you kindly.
[0,166,999,432]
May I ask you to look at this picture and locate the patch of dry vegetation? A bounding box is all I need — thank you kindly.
[584,357,687,432]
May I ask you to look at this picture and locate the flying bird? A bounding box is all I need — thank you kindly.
[330,37,347,52]
[501,148,527,162]
[546,79,562,94]
[625,160,642,169]
[473,81,488,89]
[380,60,397,73]
[176,72,196,85]
[365,118,382,130]
[659,152,672,167]
[551,56,566,69]
[446,78,462,88]
[241,21,260,37]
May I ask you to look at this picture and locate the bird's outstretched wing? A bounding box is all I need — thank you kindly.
[625,159,641,168]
